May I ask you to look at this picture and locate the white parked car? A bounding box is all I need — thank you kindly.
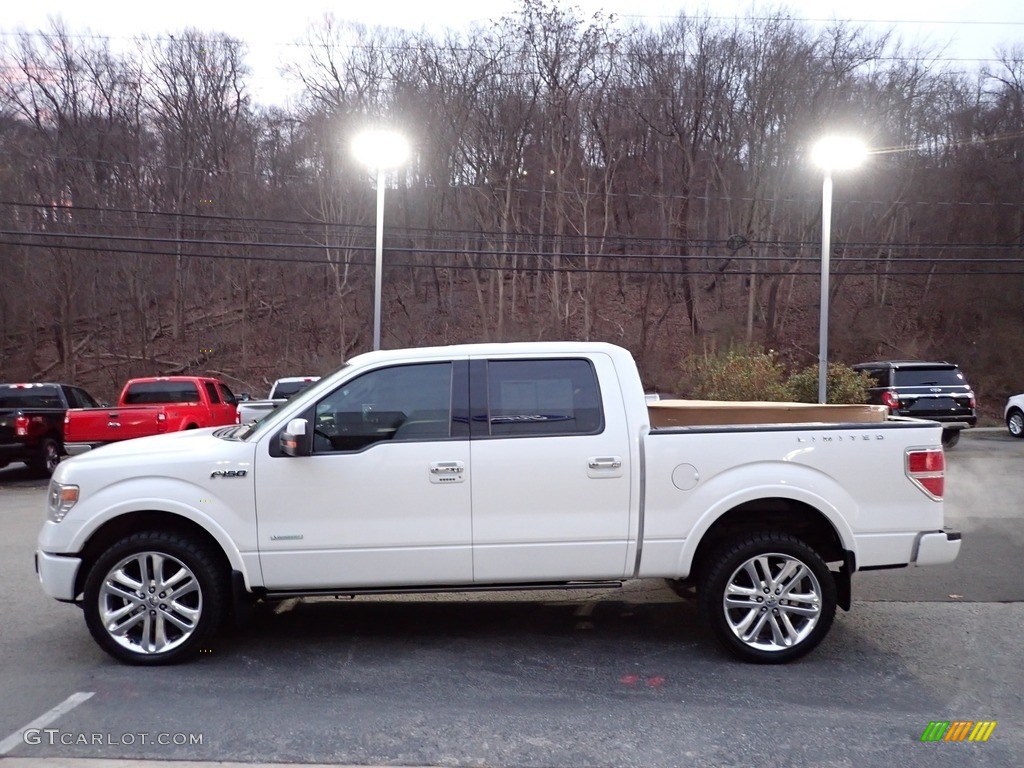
[1005,394,1024,438]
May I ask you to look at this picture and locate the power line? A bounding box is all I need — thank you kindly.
[2,236,1020,276]
[2,228,1022,265]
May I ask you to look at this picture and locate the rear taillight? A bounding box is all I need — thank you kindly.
[881,390,900,410]
[906,448,944,500]
[969,394,976,408]
[157,411,167,433]
[15,415,29,436]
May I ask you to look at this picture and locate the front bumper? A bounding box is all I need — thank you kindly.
[913,529,962,566]
[35,550,82,601]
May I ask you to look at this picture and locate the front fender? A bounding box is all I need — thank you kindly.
[61,477,254,583]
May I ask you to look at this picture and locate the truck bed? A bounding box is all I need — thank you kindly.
[648,400,888,428]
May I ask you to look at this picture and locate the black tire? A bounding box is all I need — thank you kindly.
[1007,408,1024,439]
[83,530,228,665]
[941,429,961,449]
[28,437,62,477]
[698,531,837,664]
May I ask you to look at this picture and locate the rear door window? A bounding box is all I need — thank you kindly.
[64,387,90,408]
[219,385,237,406]
[204,382,222,404]
[483,359,604,437]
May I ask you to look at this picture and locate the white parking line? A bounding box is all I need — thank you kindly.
[0,692,95,756]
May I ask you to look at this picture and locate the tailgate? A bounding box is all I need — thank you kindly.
[900,392,974,419]
[65,407,160,442]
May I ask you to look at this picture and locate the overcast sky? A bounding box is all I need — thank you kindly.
[3,0,1023,105]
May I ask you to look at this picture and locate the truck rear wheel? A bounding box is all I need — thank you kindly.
[941,429,961,449]
[698,531,836,663]
[28,438,61,477]
[83,531,227,665]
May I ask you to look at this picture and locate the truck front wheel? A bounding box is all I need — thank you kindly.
[83,531,227,665]
[698,532,837,663]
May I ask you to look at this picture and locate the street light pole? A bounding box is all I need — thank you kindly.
[818,170,833,404]
[352,129,409,351]
[372,167,385,351]
[811,136,867,404]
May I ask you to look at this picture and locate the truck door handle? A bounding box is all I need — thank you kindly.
[429,461,465,484]
[107,421,121,428]
[430,461,465,474]
[588,456,622,470]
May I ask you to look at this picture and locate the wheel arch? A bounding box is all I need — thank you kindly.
[73,510,237,599]
[682,496,855,611]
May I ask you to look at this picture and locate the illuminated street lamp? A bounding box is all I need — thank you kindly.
[352,129,409,351]
[811,136,868,403]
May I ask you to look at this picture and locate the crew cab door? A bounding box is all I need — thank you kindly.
[201,381,238,426]
[254,360,472,590]
[468,354,632,582]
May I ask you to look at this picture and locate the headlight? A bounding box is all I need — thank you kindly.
[47,481,79,522]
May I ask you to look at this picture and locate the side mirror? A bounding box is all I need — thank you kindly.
[280,418,312,457]
[239,392,251,402]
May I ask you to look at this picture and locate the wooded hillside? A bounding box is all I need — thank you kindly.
[1,1,1020,411]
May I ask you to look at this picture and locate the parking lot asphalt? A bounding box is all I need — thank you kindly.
[1,428,1021,768]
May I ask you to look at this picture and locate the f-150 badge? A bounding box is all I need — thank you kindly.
[211,469,247,478]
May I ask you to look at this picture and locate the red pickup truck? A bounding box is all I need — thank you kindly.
[64,376,239,455]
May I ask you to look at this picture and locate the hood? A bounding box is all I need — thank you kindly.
[53,427,255,487]
[76,427,221,458]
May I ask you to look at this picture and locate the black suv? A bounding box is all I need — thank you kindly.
[852,360,976,448]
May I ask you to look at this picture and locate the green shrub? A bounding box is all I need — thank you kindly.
[679,348,872,404]
[678,347,790,401]
[786,363,872,404]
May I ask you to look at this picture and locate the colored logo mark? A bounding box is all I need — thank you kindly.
[920,721,996,742]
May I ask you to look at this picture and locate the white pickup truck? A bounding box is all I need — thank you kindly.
[36,342,960,666]
[235,376,319,424]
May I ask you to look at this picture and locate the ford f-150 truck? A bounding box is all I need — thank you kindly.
[36,342,960,666]
[236,376,320,424]
[63,376,239,455]
[0,383,101,476]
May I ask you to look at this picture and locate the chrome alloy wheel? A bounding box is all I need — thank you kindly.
[1009,410,1024,438]
[42,441,60,474]
[721,553,822,652]
[97,551,203,655]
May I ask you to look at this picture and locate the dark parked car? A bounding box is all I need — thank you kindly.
[0,382,100,476]
[851,360,976,448]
